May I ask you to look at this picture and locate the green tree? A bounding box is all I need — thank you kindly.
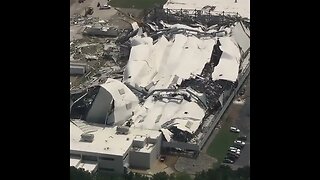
[125,171,134,180]
[168,173,175,180]
[194,170,207,180]
[175,172,192,180]
[133,173,149,180]
[194,165,250,180]
[235,166,250,180]
[152,172,169,180]
[70,166,92,180]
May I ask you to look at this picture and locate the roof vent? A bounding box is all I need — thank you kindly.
[118,88,125,95]
[126,103,132,110]
[81,133,94,142]
[116,126,130,135]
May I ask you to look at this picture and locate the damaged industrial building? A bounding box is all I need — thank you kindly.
[70,1,250,174]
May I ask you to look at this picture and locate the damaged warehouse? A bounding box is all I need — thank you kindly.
[70,3,250,173]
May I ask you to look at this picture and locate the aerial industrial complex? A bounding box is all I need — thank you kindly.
[70,0,250,174]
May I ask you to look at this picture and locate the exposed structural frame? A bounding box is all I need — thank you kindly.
[199,63,249,150]
[70,6,250,170]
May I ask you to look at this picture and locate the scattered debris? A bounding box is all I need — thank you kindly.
[70,3,250,154]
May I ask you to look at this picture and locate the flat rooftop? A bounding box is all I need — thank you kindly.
[133,143,156,154]
[70,121,161,156]
[70,157,81,167]
[77,161,98,172]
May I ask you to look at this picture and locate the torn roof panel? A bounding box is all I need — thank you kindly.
[212,52,239,82]
[174,119,201,134]
[124,44,155,86]
[99,78,139,125]
[125,33,215,90]
[132,92,205,134]
[123,22,246,138]
[160,128,173,142]
[131,22,139,31]
[231,22,250,53]
[212,37,240,82]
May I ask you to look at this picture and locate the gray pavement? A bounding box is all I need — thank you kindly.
[230,77,250,169]
[175,153,217,175]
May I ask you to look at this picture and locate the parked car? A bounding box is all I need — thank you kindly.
[234,140,246,145]
[99,4,111,9]
[160,156,166,162]
[230,126,240,133]
[223,158,234,164]
[229,146,241,152]
[228,149,241,155]
[225,155,237,161]
[227,152,240,158]
[233,144,244,149]
[237,135,247,141]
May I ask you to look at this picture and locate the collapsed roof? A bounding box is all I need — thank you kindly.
[70,78,138,126]
[70,20,250,143]
[125,21,247,142]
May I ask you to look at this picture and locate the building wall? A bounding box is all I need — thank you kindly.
[162,141,200,151]
[98,155,124,174]
[70,150,125,174]
[129,150,150,169]
[149,136,161,167]
[85,87,113,124]
[149,145,159,168]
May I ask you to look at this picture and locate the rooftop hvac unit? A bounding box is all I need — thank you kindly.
[116,126,130,135]
[132,135,146,148]
[81,133,94,142]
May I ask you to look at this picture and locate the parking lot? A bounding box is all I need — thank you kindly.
[204,75,250,169]
[220,76,250,169]
[230,77,250,169]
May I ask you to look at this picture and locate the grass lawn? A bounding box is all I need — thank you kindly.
[109,0,168,9]
[206,117,239,168]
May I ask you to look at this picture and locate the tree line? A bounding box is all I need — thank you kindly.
[71,165,250,180]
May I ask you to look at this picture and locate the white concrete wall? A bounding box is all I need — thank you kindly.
[129,150,151,169]
[149,135,161,166]
[98,155,124,174]
[70,150,125,174]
